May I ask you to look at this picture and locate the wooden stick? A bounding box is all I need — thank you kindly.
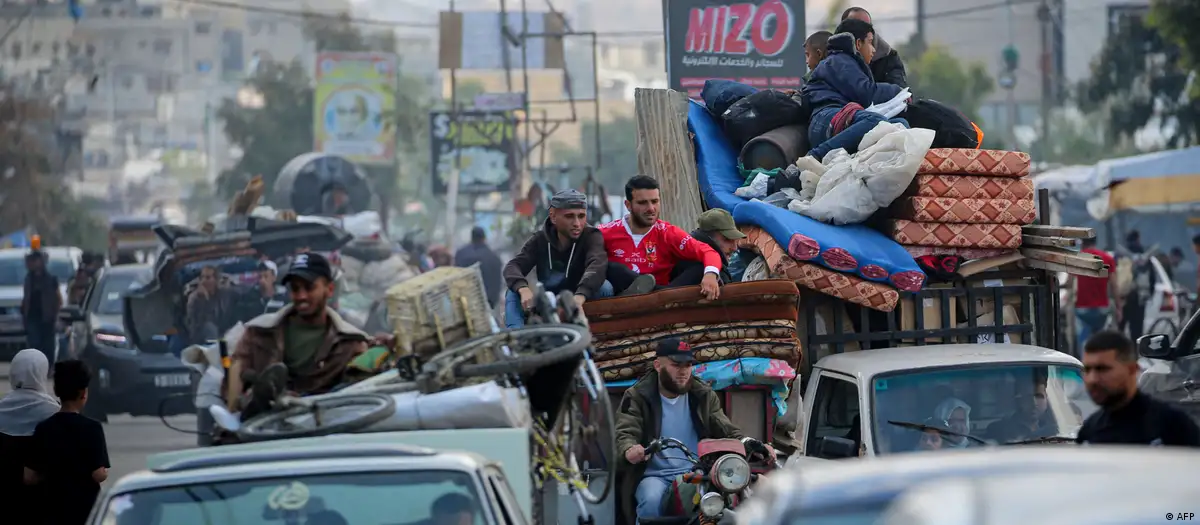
[1023,258,1110,278]
[635,88,704,228]
[1021,224,1094,239]
[958,252,1026,277]
[1022,235,1079,249]
[1020,247,1105,270]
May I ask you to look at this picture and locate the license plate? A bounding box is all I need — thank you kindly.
[154,374,191,388]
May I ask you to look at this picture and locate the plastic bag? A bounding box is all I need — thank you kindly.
[734,172,772,199]
[788,121,935,224]
[342,211,384,238]
[865,88,912,118]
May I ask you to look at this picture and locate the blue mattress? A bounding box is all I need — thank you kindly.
[688,101,926,290]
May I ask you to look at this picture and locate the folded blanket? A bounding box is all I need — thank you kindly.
[906,174,1034,200]
[606,357,797,416]
[889,196,1037,225]
[592,324,798,361]
[599,343,799,382]
[744,226,901,311]
[920,149,1031,177]
[591,319,797,344]
[887,220,1023,249]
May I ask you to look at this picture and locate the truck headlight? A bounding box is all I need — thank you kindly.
[699,492,725,517]
[710,454,751,493]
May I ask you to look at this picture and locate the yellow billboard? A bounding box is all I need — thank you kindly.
[313,52,397,165]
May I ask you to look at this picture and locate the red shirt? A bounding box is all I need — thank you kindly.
[598,217,723,285]
[1076,247,1115,308]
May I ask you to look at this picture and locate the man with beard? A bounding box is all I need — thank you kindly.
[502,189,612,328]
[1076,330,1200,446]
[21,250,63,363]
[225,252,368,418]
[985,375,1058,443]
[841,7,908,87]
[600,175,724,300]
[615,338,767,522]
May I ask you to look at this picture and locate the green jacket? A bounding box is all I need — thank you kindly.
[615,369,744,521]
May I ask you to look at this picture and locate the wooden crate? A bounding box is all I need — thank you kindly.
[385,266,493,356]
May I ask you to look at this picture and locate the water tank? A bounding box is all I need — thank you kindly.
[273,153,374,215]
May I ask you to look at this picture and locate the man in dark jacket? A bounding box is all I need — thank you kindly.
[676,209,745,285]
[502,189,611,328]
[616,338,759,522]
[21,251,62,363]
[455,226,504,308]
[842,7,908,87]
[801,18,908,161]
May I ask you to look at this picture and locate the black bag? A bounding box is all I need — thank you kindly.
[701,80,758,119]
[901,99,980,149]
[723,90,806,149]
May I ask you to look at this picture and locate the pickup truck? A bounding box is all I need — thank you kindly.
[786,269,1095,459]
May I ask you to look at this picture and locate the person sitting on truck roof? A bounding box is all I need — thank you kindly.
[841,7,909,87]
[226,252,368,419]
[600,175,724,300]
[615,338,770,522]
[805,30,832,74]
[502,189,613,328]
[688,208,746,285]
[800,18,908,162]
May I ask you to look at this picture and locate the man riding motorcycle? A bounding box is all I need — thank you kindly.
[615,337,771,522]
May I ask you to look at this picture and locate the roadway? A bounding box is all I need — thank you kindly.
[0,362,199,487]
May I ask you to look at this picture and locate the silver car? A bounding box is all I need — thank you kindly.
[89,442,529,525]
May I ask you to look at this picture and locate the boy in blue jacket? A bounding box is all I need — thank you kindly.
[802,19,909,161]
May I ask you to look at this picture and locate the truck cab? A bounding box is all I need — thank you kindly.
[799,344,1095,459]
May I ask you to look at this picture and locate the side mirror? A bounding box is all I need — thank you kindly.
[1137,333,1175,360]
[59,305,85,323]
[815,436,857,459]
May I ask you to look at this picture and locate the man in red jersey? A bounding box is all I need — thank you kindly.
[1075,237,1120,353]
[599,175,724,300]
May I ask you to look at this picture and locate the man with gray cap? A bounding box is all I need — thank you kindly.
[502,189,612,328]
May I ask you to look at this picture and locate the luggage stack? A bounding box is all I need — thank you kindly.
[880,148,1035,259]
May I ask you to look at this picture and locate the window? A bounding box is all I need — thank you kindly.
[86,44,96,57]
[642,41,659,67]
[806,374,860,458]
[96,471,488,525]
[94,269,151,315]
[51,41,61,55]
[870,364,1096,455]
[11,43,20,60]
[67,42,79,57]
[195,21,212,34]
[31,42,41,55]
[153,38,172,55]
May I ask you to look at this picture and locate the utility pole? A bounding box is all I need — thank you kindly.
[444,0,461,249]
[914,0,926,53]
[1000,0,1019,151]
[1038,0,1055,159]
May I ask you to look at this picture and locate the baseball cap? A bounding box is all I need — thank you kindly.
[282,252,333,284]
[697,208,746,239]
[655,337,696,364]
[549,189,587,209]
[258,260,279,274]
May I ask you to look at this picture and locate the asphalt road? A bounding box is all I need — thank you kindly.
[0,362,200,487]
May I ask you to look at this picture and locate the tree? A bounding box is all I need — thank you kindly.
[548,116,637,191]
[1077,8,1200,148]
[1022,109,1142,165]
[0,86,105,250]
[896,42,995,125]
[215,60,314,199]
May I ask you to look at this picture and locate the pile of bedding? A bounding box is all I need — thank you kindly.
[583,281,802,382]
[880,149,1035,257]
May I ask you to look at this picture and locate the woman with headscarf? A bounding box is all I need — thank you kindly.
[0,349,60,505]
[933,397,973,448]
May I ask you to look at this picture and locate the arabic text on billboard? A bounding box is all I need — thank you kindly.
[665,0,805,98]
[313,52,398,166]
[429,110,516,195]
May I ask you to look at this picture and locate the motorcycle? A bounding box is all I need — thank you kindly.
[639,437,779,525]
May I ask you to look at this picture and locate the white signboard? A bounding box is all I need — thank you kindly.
[473,92,526,111]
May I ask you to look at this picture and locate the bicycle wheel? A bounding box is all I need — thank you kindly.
[455,324,591,378]
[567,357,615,504]
[237,393,396,442]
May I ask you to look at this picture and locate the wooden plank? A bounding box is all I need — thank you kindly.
[1022,235,1079,249]
[635,88,704,228]
[1023,258,1110,278]
[1020,247,1105,270]
[958,252,1026,277]
[1021,224,1094,239]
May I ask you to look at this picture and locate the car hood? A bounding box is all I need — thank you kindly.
[0,286,21,303]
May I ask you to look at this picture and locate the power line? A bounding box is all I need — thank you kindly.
[169,0,437,28]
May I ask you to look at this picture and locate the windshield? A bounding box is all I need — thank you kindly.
[0,257,74,287]
[97,470,486,525]
[872,364,1097,455]
[96,271,151,315]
